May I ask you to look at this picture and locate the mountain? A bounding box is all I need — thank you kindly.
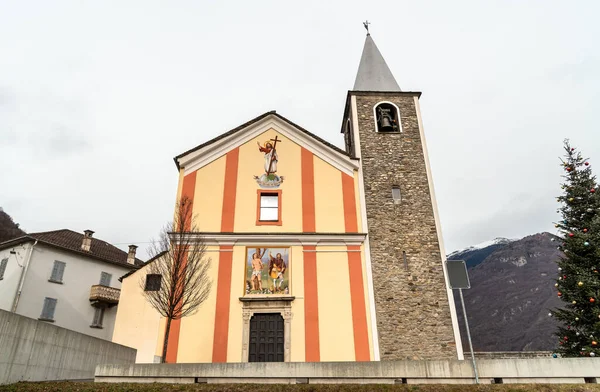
[0,208,26,243]
[449,232,563,352]
[448,237,516,268]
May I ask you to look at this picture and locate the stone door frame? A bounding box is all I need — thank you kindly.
[240,296,294,362]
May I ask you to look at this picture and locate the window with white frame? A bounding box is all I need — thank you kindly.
[257,191,282,225]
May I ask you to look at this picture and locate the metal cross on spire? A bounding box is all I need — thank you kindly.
[363,20,371,35]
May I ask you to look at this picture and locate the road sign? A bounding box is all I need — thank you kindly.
[446,259,470,289]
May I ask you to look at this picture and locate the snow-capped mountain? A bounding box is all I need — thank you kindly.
[448,237,516,258]
[448,233,562,352]
[448,237,516,269]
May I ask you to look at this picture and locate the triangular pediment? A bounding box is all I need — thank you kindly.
[175,112,359,176]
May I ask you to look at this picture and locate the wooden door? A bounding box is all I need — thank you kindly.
[248,313,284,362]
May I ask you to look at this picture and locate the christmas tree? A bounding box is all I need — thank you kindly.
[552,140,600,357]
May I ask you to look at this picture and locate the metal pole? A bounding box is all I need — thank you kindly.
[459,288,479,384]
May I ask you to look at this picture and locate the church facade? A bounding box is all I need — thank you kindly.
[112,33,463,363]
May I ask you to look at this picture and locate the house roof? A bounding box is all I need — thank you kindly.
[119,250,166,282]
[173,110,355,170]
[0,229,143,269]
[353,34,401,92]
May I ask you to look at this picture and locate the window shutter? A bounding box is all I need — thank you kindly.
[41,298,57,320]
[57,262,65,281]
[92,307,104,326]
[51,262,59,280]
[100,272,112,286]
[51,261,66,282]
[0,258,8,279]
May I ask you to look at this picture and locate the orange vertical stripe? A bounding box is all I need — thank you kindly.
[347,245,370,361]
[165,310,182,363]
[211,149,239,362]
[341,172,359,233]
[165,171,197,363]
[181,171,197,230]
[301,148,316,232]
[212,245,233,362]
[303,246,320,361]
[301,148,319,360]
[221,148,240,232]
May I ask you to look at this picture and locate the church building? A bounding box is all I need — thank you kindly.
[112,32,463,364]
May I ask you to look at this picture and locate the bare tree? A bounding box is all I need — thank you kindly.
[140,195,212,363]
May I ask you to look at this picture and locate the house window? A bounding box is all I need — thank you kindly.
[91,307,105,328]
[39,297,57,321]
[256,190,282,225]
[0,258,7,280]
[145,274,162,291]
[99,272,112,287]
[374,102,401,133]
[49,261,66,283]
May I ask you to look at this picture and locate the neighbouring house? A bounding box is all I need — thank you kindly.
[112,32,463,364]
[0,229,142,340]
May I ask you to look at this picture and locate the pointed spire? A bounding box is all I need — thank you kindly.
[353,33,401,91]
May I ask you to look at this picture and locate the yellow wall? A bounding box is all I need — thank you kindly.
[192,156,226,232]
[313,156,345,232]
[112,246,373,363]
[113,125,373,364]
[234,129,303,233]
[289,245,306,362]
[182,128,360,235]
[112,263,162,363]
[176,247,221,363]
[226,246,245,362]
[315,248,356,361]
[360,244,375,359]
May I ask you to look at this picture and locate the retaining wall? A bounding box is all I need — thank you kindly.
[95,358,600,384]
[470,351,553,360]
[0,309,136,384]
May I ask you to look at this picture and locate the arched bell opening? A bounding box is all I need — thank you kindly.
[374,102,401,133]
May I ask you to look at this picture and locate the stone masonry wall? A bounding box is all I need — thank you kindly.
[353,92,456,360]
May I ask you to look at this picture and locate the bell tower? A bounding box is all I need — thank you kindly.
[341,31,463,360]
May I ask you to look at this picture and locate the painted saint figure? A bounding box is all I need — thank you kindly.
[251,249,266,291]
[257,141,278,174]
[268,252,287,291]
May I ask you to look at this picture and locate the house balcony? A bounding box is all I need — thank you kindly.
[89,285,120,308]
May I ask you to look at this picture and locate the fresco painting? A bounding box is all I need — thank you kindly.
[245,247,289,295]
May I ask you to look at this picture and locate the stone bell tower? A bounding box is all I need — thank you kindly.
[340,31,463,360]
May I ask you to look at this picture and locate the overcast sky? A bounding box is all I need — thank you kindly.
[1,1,599,258]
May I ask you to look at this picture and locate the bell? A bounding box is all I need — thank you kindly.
[380,116,394,131]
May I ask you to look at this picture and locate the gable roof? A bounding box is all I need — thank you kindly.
[119,250,167,282]
[0,229,143,269]
[174,111,358,175]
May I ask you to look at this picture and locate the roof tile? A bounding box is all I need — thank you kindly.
[28,229,143,268]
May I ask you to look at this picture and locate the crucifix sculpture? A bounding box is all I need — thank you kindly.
[266,136,281,175]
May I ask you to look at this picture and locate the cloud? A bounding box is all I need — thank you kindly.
[0,87,92,157]
[445,193,558,253]
[31,124,91,155]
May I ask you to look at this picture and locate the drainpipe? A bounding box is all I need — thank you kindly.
[12,240,37,313]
